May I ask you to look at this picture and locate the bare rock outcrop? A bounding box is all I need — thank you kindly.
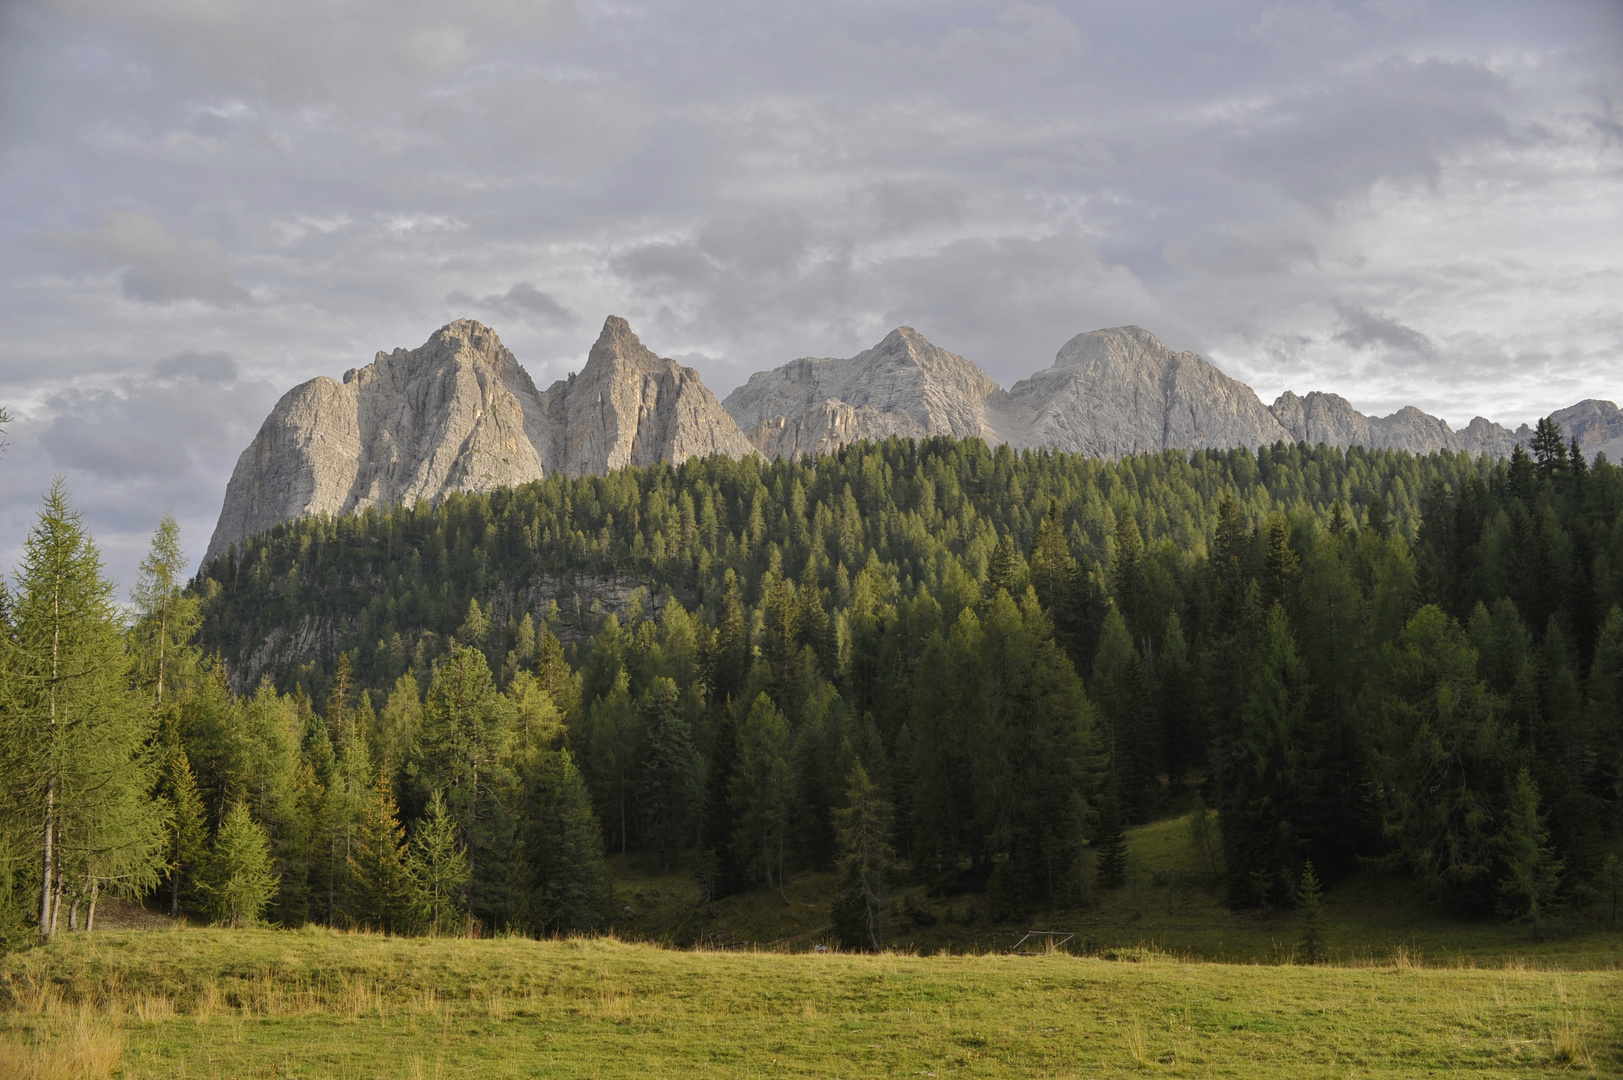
[207,317,753,562]
[723,326,1001,458]
[994,326,1290,457]
[1269,390,1464,453]
[540,316,754,477]
[206,320,551,564]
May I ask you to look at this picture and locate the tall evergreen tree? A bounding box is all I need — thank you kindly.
[345,775,413,932]
[733,693,793,898]
[522,749,615,934]
[201,803,277,928]
[129,513,201,711]
[1367,606,1517,909]
[1496,767,1562,940]
[2,482,166,937]
[407,789,470,935]
[699,703,745,905]
[831,763,893,951]
[638,677,702,869]
[411,646,520,928]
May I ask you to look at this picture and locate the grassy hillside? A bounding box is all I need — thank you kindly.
[5,812,1619,1078]
[613,812,1623,969]
[4,929,1620,1079]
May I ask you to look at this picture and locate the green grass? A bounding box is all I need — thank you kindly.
[2,927,1619,1078]
[5,813,1620,1078]
[612,813,1623,969]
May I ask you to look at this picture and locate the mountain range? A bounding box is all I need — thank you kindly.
[205,315,1623,563]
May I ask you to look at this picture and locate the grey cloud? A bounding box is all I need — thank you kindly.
[49,212,250,307]
[37,370,275,482]
[447,282,578,327]
[153,351,238,382]
[853,179,969,236]
[1227,56,1512,206]
[51,0,579,107]
[1331,300,1435,358]
[3,0,1623,584]
[1163,228,1318,277]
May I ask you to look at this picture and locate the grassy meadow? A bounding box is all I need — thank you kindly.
[4,812,1620,1078]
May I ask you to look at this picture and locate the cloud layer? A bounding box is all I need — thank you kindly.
[2,0,1620,589]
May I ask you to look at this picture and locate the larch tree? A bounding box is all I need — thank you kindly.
[4,482,166,937]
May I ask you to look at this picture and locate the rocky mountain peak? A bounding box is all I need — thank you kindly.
[1052,325,1175,371]
[207,316,755,562]
[722,325,1001,460]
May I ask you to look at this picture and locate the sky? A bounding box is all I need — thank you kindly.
[1,0,1620,592]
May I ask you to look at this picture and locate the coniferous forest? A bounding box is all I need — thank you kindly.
[3,430,1622,949]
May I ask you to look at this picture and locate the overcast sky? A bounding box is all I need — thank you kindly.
[1,0,1620,591]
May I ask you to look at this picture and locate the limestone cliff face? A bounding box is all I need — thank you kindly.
[540,316,755,477]
[723,327,1001,458]
[207,317,753,562]
[994,326,1290,457]
[1269,390,1464,453]
[206,320,551,564]
[213,313,1614,563]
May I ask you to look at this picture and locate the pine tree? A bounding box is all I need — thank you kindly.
[522,749,615,934]
[638,677,701,870]
[1497,767,1562,940]
[699,704,745,906]
[1222,604,1317,908]
[1369,606,1517,909]
[1094,797,1128,890]
[1296,861,1326,963]
[1530,417,1567,478]
[733,693,793,899]
[831,763,893,951]
[407,789,470,935]
[202,804,277,928]
[413,645,520,928]
[984,534,1022,599]
[3,482,167,938]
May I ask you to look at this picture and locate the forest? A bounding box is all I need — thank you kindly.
[3,425,1621,950]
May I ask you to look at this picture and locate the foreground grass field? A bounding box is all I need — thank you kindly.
[2,927,1620,1078]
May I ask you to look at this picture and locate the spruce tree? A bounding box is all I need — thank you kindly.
[407,789,469,935]
[831,763,893,951]
[522,748,615,934]
[1296,861,1325,963]
[413,645,520,927]
[158,738,208,917]
[638,677,701,870]
[202,804,277,928]
[699,704,745,905]
[733,693,793,898]
[1497,767,1562,940]
[1094,797,1128,890]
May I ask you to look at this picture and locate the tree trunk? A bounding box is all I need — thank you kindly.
[38,779,54,936]
[86,882,99,933]
[171,822,182,916]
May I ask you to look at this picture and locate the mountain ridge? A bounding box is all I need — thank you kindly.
[206,316,1619,563]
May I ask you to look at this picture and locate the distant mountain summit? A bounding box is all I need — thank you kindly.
[208,316,1618,563]
[206,317,750,563]
[722,326,1000,458]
